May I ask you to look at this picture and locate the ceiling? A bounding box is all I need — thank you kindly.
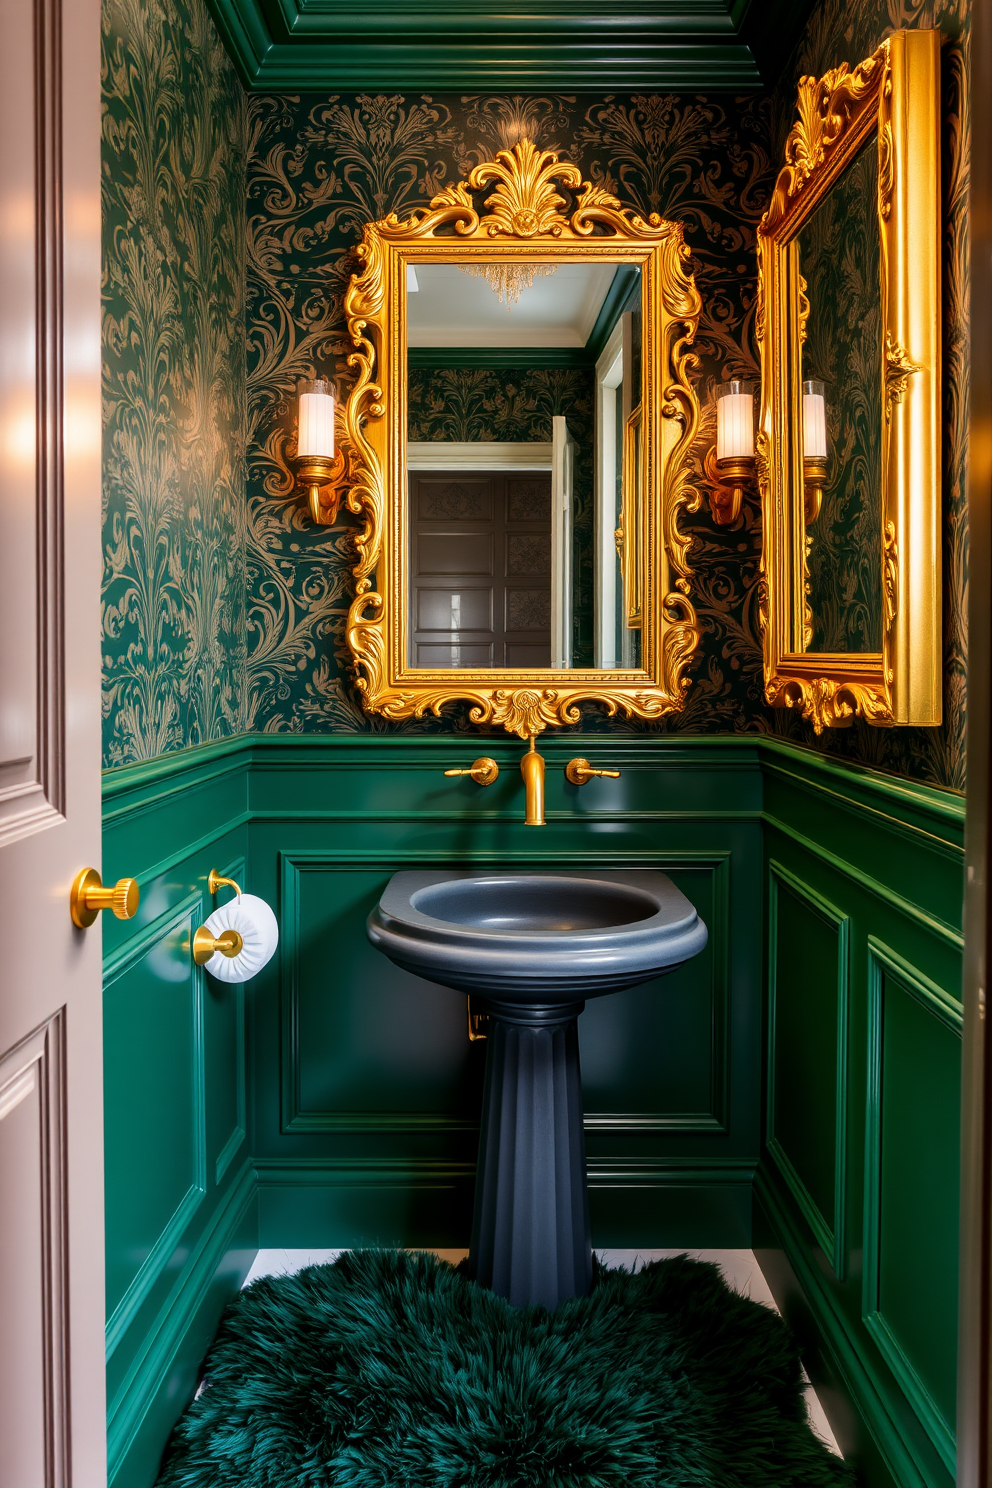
[407,263,617,348]
[205,0,816,93]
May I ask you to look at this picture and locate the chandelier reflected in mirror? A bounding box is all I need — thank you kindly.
[459,260,556,307]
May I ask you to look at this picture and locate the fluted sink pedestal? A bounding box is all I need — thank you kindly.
[470,1000,591,1309]
[367,870,709,1311]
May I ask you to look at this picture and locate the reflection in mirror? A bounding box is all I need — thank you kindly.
[799,134,883,654]
[406,261,642,670]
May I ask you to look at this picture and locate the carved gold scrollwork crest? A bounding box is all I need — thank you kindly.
[334,139,704,738]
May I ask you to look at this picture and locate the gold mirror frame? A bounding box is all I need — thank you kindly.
[757,30,941,732]
[334,140,703,739]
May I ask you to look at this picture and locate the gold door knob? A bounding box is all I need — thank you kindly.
[565,758,622,786]
[193,927,244,966]
[70,868,139,928]
[443,757,499,786]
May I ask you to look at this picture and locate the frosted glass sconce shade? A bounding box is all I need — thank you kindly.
[293,377,345,524]
[715,379,755,460]
[802,380,827,459]
[708,379,756,525]
[801,379,829,524]
[297,379,335,459]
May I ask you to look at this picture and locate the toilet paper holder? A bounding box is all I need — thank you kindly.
[193,869,244,966]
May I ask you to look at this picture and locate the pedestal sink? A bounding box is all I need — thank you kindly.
[367,870,707,1309]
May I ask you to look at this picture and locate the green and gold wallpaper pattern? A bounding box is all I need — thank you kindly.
[769,0,969,789]
[102,0,247,767]
[244,91,775,735]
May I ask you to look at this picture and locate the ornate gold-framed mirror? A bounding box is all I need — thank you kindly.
[334,140,702,738]
[757,30,941,732]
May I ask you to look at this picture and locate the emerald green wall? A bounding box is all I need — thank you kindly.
[102,0,247,767]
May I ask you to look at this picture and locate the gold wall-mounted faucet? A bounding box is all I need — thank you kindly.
[521,735,545,826]
[565,758,622,786]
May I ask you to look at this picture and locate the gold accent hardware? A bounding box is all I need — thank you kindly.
[802,456,829,525]
[297,449,348,526]
[192,926,245,967]
[443,758,499,786]
[705,447,755,527]
[565,758,622,786]
[521,735,546,826]
[208,869,242,899]
[336,137,703,740]
[757,30,941,731]
[70,868,139,929]
[467,997,489,1042]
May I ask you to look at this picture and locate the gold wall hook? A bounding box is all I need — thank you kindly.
[443,758,499,786]
[565,758,621,786]
[193,926,244,967]
[70,868,139,929]
[208,868,242,899]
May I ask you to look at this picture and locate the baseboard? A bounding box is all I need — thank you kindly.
[254,1158,755,1250]
[107,1161,258,1488]
[754,1165,953,1488]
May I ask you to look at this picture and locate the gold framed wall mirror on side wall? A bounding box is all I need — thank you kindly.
[757,29,941,732]
[333,140,703,739]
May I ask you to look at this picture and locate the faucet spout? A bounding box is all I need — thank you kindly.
[521,735,545,826]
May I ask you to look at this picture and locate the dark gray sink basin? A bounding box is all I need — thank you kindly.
[368,869,707,1004]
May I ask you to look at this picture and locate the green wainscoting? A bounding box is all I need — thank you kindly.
[755,744,964,1488]
[101,731,964,1488]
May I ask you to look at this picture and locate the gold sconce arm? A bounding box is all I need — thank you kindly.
[705,446,754,527]
[208,869,242,898]
[70,868,139,928]
[803,456,829,525]
[192,926,244,967]
[296,449,348,526]
[443,757,499,786]
[565,758,621,786]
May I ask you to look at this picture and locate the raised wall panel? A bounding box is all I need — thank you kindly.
[863,940,962,1475]
[0,1015,68,1488]
[279,853,730,1137]
[767,862,849,1277]
[103,894,207,1355]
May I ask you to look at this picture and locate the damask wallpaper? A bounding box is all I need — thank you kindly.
[244,90,775,735]
[801,140,884,656]
[768,0,969,790]
[102,0,247,767]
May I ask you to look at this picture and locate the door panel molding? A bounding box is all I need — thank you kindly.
[0,1012,68,1488]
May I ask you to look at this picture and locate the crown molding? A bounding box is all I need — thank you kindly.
[205,0,813,92]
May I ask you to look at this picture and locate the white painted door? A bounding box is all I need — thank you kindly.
[551,415,576,670]
[0,0,106,1482]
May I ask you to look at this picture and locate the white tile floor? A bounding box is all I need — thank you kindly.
[243,1246,842,1458]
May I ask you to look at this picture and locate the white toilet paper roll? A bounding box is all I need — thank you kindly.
[201,893,279,982]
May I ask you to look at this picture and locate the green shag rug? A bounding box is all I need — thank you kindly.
[157,1249,852,1488]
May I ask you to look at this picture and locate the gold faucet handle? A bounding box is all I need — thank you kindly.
[70,868,140,928]
[565,758,621,786]
[443,757,499,786]
[193,926,245,967]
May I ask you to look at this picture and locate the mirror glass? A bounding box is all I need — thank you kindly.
[798,133,883,654]
[405,260,642,670]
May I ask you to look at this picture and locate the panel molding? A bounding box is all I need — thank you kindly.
[278,850,731,1138]
[863,938,962,1476]
[106,1159,256,1484]
[104,892,208,1361]
[0,1012,69,1488]
[766,860,850,1279]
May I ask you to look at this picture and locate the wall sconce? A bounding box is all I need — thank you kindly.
[706,379,755,525]
[294,377,347,525]
[802,379,829,524]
